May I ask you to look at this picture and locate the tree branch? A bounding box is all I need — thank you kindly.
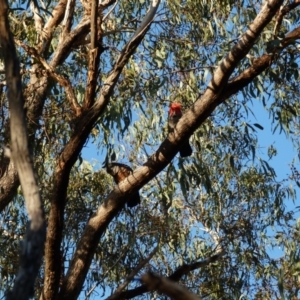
[49,16,91,68]
[100,0,116,9]
[141,272,201,300]
[38,0,68,53]
[62,0,75,34]
[119,251,225,299]
[15,39,82,116]
[83,0,101,109]
[225,23,300,99]
[0,161,19,211]
[0,0,96,213]
[0,0,45,299]
[30,0,44,36]
[274,0,300,36]
[105,246,159,300]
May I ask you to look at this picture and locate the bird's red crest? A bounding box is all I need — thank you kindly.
[169,102,182,115]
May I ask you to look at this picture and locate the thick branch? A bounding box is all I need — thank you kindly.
[205,0,283,98]
[0,0,45,299]
[38,0,68,53]
[50,16,90,67]
[225,54,273,98]
[225,23,300,99]
[0,71,49,212]
[282,26,300,46]
[141,273,201,300]
[274,0,300,35]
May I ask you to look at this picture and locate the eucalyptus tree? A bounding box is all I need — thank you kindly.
[0,0,300,299]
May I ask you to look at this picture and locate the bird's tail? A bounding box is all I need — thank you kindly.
[127,193,141,208]
[179,141,193,157]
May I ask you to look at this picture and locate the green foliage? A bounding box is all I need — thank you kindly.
[1,0,300,299]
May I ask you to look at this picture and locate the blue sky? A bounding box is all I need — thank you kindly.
[80,90,300,298]
[249,101,297,181]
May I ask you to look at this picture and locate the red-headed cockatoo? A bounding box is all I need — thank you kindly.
[168,103,192,157]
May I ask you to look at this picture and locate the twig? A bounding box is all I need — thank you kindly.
[105,246,158,300]
[102,0,118,22]
[15,39,82,116]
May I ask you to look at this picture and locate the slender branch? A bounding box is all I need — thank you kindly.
[84,248,128,299]
[105,246,159,300]
[170,252,225,281]
[129,0,160,42]
[30,0,44,35]
[100,0,116,9]
[62,0,75,34]
[102,0,118,22]
[15,40,82,116]
[38,0,68,53]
